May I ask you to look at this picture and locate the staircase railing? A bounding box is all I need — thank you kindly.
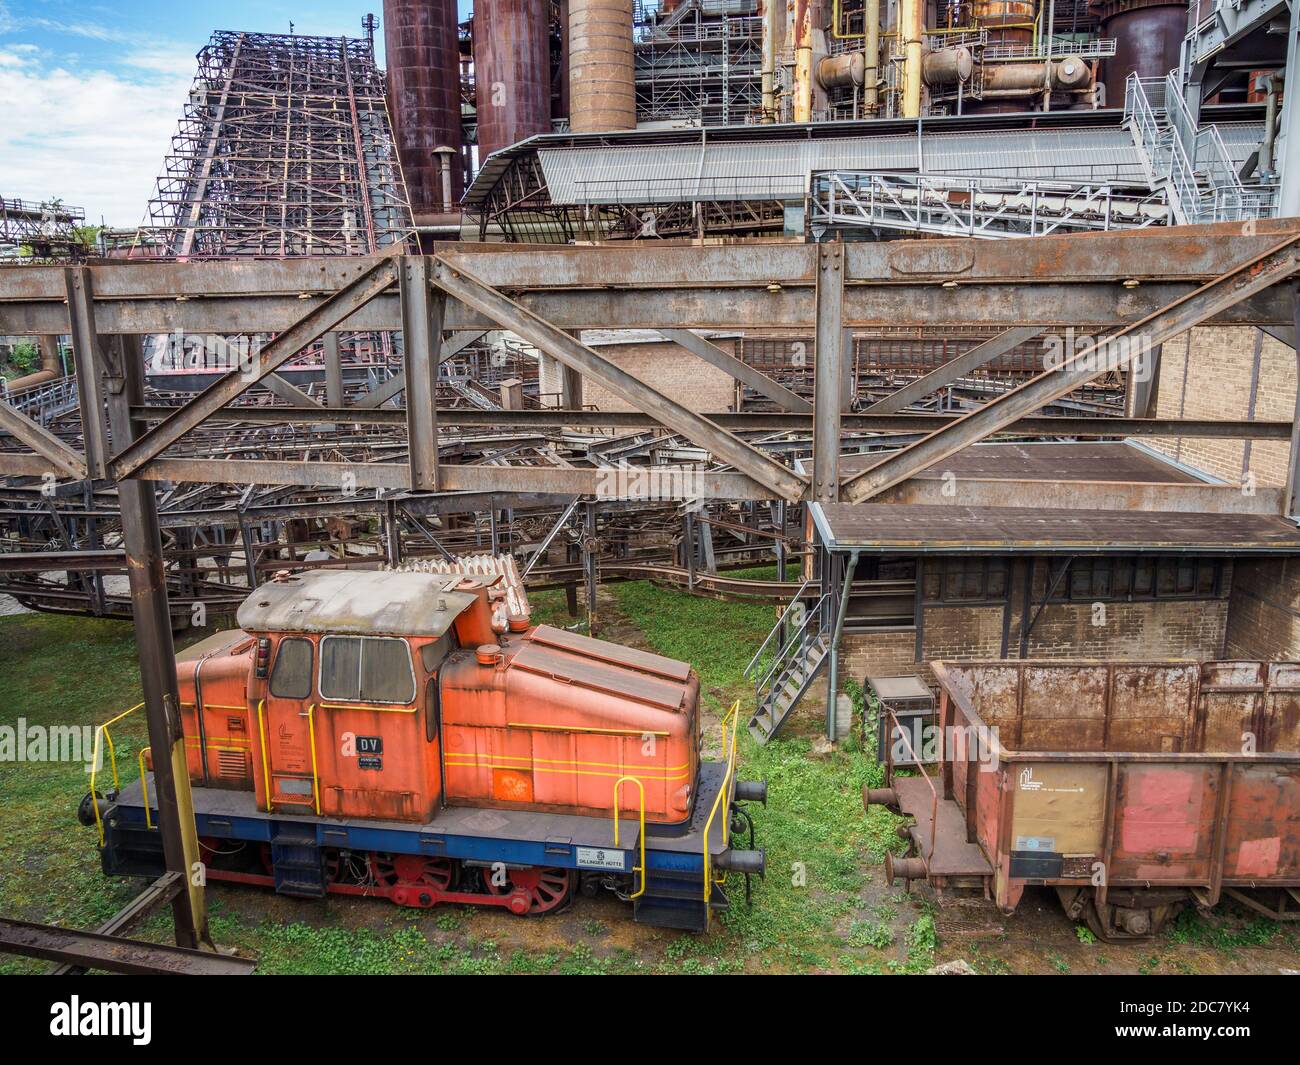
[744,577,809,680]
[752,592,829,713]
[1124,72,1271,225]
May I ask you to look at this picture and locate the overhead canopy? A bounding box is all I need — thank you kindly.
[810,502,1300,555]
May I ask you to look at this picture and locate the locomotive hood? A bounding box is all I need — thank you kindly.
[438,623,701,822]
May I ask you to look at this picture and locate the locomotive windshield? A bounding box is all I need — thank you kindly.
[319,635,416,704]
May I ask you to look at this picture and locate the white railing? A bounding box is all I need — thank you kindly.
[1123,72,1275,225]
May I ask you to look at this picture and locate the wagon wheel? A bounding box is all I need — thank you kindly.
[482,866,573,916]
[370,852,455,892]
[1085,898,1157,944]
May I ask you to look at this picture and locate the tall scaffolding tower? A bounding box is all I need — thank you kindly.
[133,30,413,260]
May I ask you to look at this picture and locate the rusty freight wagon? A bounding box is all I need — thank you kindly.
[864,660,1300,941]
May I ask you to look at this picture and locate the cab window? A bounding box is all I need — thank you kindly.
[270,637,313,699]
[320,635,416,704]
[419,632,454,673]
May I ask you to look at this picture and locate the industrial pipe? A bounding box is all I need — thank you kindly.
[6,335,62,391]
[900,0,922,118]
[922,46,973,87]
[793,0,814,122]
[760,0,779,120]
[863,0,880,113]
[816,52,865,90]
[569,0,636,132]
[825,549,859,741]
[980,57,1091,92]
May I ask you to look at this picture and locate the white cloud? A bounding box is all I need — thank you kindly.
[0,47,192,227]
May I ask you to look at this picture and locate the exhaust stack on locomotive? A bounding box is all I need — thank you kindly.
[84,568,764,930]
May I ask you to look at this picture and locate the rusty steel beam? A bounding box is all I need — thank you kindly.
[109,256,399,480]
[138,457,781,500]
[812,243,845,503]
[841,236,1300,503]
[0,401,86,479]
[429,256,809,501]
[0,549,125,572]
[863,326,1045,415]
[399,256,443,491]
[128,404,1297,438]
[0,917,253,975]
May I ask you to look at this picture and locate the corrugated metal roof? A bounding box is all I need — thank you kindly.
[539,122,1264,205]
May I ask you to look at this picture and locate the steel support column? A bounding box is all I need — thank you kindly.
[323,332,344,408]
[812,243,845,504]
[65,267,112,478]
[399,256,444,491]
[103,334,210,950]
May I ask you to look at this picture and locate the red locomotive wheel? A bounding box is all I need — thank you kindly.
[370,852,454,892]
[482,866,573,916]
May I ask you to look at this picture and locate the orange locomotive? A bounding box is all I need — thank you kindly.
[87,569,765,929]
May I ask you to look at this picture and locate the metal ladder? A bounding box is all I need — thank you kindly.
[744,581,831,744]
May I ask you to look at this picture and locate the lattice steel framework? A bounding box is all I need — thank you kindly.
[133,30,413,260]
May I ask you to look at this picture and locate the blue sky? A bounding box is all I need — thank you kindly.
[0,1,471,226]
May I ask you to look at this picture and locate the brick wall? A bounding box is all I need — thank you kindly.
[538,337,737,413]
[1225,557,1300,658]
[1148,326,1296,487]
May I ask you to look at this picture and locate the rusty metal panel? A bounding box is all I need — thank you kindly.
[1110,763,1219,882]
[1108,663,1197,753]
[1010,762,1108,872]
[1018,664,1109,751]
[1223,764,1300,880]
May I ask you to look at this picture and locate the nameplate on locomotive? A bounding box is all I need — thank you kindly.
[575,846,626,871]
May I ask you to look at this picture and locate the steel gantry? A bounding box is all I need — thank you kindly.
[4,219,1300,949]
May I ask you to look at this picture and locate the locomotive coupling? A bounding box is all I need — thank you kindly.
[884,852,927,886]
[733,779,767,805]
[715,848,765,877]
[863,786,898,811]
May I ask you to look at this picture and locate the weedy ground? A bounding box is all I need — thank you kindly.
[1,575,1296,975]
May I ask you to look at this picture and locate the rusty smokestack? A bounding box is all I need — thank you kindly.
[474,0,553,159]
[383,0,463,223]
[568,0,636,132]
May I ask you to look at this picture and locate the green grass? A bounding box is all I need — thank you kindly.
[0,613,155,971]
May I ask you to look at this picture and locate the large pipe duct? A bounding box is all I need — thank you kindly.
[922,47,974,87]
[981,58,1092,92]
[793,0,814,122]
[1093,0,1188,104]
[569,0,636,132]
[900,0,923,118]
[6,335,62,391]
[474,0,553,159]
[383,0,464,222]
[761,0,780,120]
[863,0,880,113]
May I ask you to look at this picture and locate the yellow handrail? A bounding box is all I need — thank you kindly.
[305,703,321,815]
[88,702,144,846]
[612,776,646,900]
[256,698,272,811]
[702,700,742,924]
[138,747,153,830]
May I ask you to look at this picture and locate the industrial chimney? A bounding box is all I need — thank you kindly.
[474,0,554,159]
[383,0,464,226]
[568,0,637,132]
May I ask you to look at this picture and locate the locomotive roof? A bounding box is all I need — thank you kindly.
[236,570,480,637]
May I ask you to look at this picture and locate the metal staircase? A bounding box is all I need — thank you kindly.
[1123,71,1275,225]
[744,581,831,744]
